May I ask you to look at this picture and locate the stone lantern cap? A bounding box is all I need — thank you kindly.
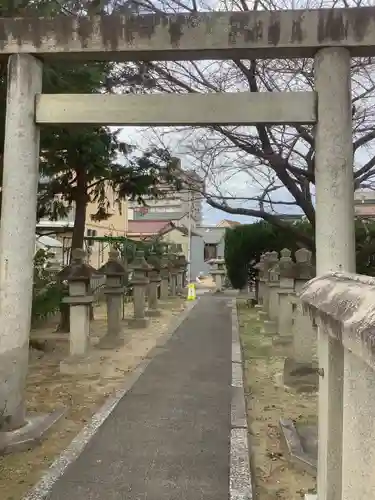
[261,252,273,275]
[167,253,179,274]
[159,254,169,269]
[129,250,151,286]
[129,250,152,272]
[210,258,226,275]
[98,248,126,277]
[58,248,94,283]
[264,251,279,282]
[278,248,296,279]
[295,248,315,280]
[147,252,161,271]
[159,254,170,279]
[254,254,265,278]
[176,253,187,269]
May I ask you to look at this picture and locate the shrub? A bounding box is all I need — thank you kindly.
[32,249,63,326]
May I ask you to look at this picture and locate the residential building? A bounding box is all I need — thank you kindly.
[354,189,375,218]
[37,183,128,267]
[127,167,204,224]
[192,225,226,277]
[125,219,199,263]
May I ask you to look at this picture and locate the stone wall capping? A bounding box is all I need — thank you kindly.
[300,272,375,369]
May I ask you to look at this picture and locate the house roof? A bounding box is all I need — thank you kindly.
[133,211,186,221]
[217,219,241,227]
[127,220,172,235]
[355,205,375,217]
[36,235,63,249]
[195,226,226,244]
[127,219,201,241]
[159,222,200,238]
[36,220,74,229]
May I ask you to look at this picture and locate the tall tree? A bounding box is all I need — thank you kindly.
[0,2,178,250]
[74,0,375,256]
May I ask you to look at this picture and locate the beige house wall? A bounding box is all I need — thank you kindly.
[39,186,129,268]
[84,187,128,267]
[161,228,189,259]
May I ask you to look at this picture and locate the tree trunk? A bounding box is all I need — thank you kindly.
[58,167,88,331]
[71,167,88,253]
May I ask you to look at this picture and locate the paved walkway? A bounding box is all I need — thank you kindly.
[46,295,232,500]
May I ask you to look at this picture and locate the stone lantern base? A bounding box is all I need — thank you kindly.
[146,308,161,317]
[60,353,101,375]
[97,335,125,350]
[127,317,149,329]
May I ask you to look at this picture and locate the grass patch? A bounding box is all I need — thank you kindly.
[237,300,317,500]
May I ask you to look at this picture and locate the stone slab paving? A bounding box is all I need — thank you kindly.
[45,295,232,500]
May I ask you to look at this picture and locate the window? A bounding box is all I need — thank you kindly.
[204,243,217,261]
[86,229,97,246]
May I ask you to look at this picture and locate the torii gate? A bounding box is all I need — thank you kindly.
[0,7,374,500]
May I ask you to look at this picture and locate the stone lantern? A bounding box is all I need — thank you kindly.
[266,251,280,322]
[59,248,94,368]
[254,254,265,310]
[97,248,126,348]
[159,254,170,300]
[276,248,296,344]
[210,258,226,292]
[129,250,151,328]
[146,252,162,317]
[168,252,178,297]
[284,248,318,391]
[175,253,187,295]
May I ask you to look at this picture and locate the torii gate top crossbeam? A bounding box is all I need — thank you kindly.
[0,7,375,61]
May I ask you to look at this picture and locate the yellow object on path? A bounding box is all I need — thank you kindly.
[187,283,196,301]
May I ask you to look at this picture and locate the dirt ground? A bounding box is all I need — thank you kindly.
[0,297,185,500]
[237,302,317,500]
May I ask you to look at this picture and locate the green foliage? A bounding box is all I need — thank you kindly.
[32,249,63,325]
[224,221,301,289]
[225,219,375,288]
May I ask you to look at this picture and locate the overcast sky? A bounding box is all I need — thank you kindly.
[119,125,304,226]
[121,127,264,225]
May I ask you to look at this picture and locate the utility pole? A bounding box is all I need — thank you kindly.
[187,189,192,284]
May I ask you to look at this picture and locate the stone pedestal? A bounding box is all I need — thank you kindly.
[268,265,280,321]
[209,258,226,293]
[211,269,226,292]
[283,249,317,391]
[159,255,170,301]
[128,250,151,328]
[170,272,177,296]
[260,252,273,317]
[176,271,183,294]
[175,253,187,295]
[262,252,279,334]
[275,249,295,344]
[97,249,126,349]
[160,276,169,300]
[254,254,266,305]
[146,252,162,317]
[166,252,179,297]
[59,249,95,373]
[276,290,294,344]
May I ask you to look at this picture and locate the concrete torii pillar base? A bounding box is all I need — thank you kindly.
[0,408,65,455]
